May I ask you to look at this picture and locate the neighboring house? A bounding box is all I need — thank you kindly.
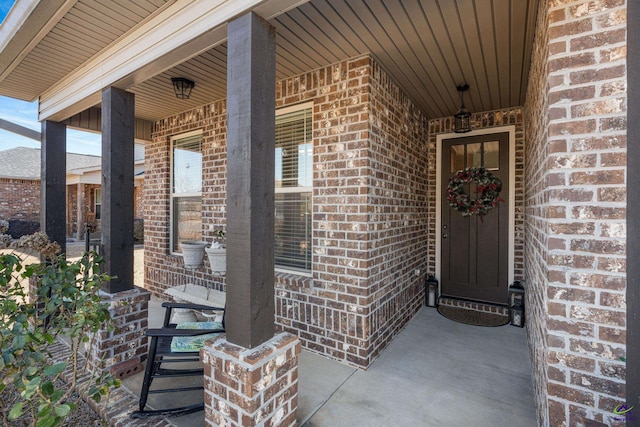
[0,1,635,426]
[0,146,145,237]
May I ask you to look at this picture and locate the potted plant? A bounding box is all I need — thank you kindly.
[180,240,209,268]
[205,229,226,274]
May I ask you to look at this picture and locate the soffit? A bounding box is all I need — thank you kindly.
[0,0,169,101]
[0,0,539,122]
[132,0,539,121]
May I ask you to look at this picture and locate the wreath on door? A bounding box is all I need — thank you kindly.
[446,167,504,217]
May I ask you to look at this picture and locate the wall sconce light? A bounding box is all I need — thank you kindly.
[425,275,439,308]
[508,281,525,327]
[171,77,195,99]
[454,84,472,133]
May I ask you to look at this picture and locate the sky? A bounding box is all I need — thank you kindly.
[0,0,102,156]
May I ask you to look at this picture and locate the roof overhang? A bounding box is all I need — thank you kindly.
[0,0,539,125]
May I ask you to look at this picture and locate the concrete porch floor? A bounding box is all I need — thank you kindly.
[122,298,537,426]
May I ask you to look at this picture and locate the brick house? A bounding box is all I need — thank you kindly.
[0,146,145,237]
[0,1,636,426]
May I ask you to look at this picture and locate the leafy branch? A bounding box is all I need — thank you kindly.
[0,244,120,426]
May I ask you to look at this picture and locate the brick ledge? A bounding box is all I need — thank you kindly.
[438,297,509,317]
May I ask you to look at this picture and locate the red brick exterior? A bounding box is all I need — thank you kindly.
[1,179,143,238]
[525,0,627,425]
[0,178,40,222]
[145,54,429,368]
[201,332,300,427]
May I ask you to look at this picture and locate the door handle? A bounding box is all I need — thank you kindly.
[442,233,448,239]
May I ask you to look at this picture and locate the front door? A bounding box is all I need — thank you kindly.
[440,132,509,304]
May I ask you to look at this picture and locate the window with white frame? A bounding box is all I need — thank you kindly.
[275,106,313,272]
[94,188,102,220]
[171,131,203,253]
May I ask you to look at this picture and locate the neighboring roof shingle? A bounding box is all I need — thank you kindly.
[0,147,101,179]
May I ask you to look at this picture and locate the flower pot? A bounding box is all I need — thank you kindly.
[205,246,226,274]
[181,241,208,268]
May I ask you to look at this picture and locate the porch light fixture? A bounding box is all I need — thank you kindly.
[509,281,525,327]
[171,77,195,99]
[454,84,472,133]
[510,303,525,327]
[425,275,439,308]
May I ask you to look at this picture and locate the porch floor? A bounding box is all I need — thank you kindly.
[121,298,537,426]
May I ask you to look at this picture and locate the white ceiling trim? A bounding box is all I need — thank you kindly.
[38,0,307,122]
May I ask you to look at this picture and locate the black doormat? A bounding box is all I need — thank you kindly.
[437,305,509,327]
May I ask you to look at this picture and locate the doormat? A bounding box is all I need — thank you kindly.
[437,305,509,327]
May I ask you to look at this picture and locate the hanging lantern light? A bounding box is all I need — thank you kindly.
[171,77,195,99]
[454,84,472,133]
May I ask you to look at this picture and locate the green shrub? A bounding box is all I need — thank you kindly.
[0,248,120,426]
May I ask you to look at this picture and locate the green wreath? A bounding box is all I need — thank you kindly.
[446,167,504,217]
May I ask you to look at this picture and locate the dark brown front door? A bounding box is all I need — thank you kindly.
[441,132,509,304]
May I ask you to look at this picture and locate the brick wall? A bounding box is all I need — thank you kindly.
[145,54,429,368]
[524,0,552,424]
[365,59,429,363]
[525,0,627,425]
[0,178,40,222]
[134,183,144,218]
[144,100,228,298]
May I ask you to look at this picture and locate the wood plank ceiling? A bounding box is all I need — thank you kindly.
[132,0,539,122]
[0,0,168,101]
[1,0,539,123]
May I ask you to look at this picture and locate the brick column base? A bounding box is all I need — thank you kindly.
[86,286,150,377]
[201,332,301,427]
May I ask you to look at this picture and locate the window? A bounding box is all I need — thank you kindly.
[94,188,102,220]
[275,106,313,272]
[171,131,203,253]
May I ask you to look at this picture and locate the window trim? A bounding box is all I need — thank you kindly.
[170,129,203,255]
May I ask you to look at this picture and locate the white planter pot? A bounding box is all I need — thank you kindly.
[181,241,208,267]
[205,247,226,274]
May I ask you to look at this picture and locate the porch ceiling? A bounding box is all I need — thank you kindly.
[0,0,539,123]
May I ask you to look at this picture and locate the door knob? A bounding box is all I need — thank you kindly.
[442,233,448,239]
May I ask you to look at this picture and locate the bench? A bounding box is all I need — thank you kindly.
[164,283,226,323]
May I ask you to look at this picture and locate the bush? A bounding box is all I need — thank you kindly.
[8,219,40,239]
[0,239,120,426]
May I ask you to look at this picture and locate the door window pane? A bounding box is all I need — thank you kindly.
[450,144,465,172]
[484,140,500,170]
[466,143,482,168]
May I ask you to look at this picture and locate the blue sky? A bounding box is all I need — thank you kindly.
[0,0,12,22]
[0,0,102,156]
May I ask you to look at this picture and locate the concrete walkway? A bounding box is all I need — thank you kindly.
[122,300,537,426]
